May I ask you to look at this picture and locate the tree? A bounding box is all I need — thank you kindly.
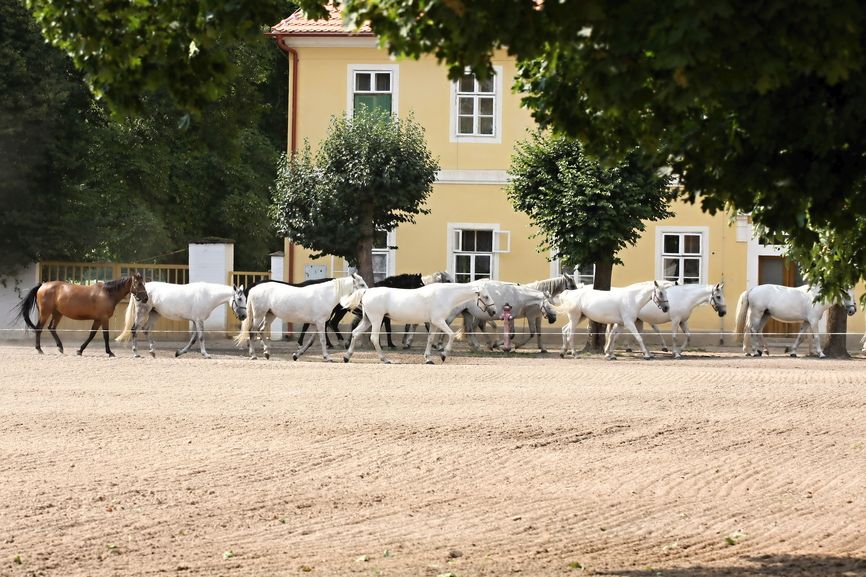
[270,107,439,285]
[3,0,286,273]
[25,0,866,295]
[508,131,676,351]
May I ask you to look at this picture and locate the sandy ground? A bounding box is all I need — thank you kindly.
[1,338,866,577]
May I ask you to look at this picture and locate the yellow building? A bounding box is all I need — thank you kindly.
[267,7,865,341]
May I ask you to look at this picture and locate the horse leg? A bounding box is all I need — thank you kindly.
[297,322,310,348]
[144,312,159,358]
[176,322,199,357]
[402,323,415,349]
[315,319,333,362]
[344,314,372,362]
[369,317,389,363]
[48,312,64,354]
[196,320,211,359]
[328,306,349,347]
[604,323,621,360]
[77,320,100,356]
[812,319,826,358]
[461,312,482,352]
[433,319,457,363]
[100,319,115,357]
[384,316,397,349]
[754,311,772,356]
[534,315,548,353]
[788,320,811,357]
[423,326,440,363]
[260,312,275,360]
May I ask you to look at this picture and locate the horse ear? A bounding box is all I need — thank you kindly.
[654,280,659,287]
[238,284,244,292]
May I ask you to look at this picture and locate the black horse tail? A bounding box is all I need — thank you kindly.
[15,284,42,330]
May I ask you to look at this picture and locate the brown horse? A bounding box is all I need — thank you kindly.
[16,273,148,357]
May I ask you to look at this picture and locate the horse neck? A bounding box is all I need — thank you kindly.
[109,277,134,304]
[445,283,478,307]
[630,283,657,306]
[334,277,356,298]
[676,284,714,312]
[209,283,235,305]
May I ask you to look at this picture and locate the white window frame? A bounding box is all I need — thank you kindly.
[449,66,503,144]
[371,228,397,283]
[347,64,399,116]
[655,226,709,285]
[446,222,510,282]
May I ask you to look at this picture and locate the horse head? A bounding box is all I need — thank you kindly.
[843,288,858,316]
[435,271,454,283]
[541,293,557,324]
[231,285,247,321]
[652,281,670,313]
[351,273,369,291]
[563,273,578,291]
[473,286,497,318]
[131,272,148,303]
[711,282,727,317]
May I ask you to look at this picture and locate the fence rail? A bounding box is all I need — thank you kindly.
[38,261,191,336]
[226,271,271,332]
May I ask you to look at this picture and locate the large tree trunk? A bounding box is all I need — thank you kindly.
[355,207,376,287]
[582,257,613,354]
[823,304,850,358]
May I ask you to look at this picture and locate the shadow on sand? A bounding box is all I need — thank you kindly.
[602,554,866,577]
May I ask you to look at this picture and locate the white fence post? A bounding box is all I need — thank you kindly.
[189,241,234,333]
[270,251,285,340]
[0,263,40,340]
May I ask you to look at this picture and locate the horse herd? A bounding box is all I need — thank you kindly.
[13,271,861,363]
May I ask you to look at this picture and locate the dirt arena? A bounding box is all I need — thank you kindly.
[1,339,866,577]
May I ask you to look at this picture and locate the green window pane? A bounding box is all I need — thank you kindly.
[458,116,473,134]
[375,73,391,91]
[458,97,474,114]
[479,116,494,135]
[663,234,679,254]
[355,73,371,91]
[475,255,491,277]
[479,97,494,115]
[683,234,701,254]
[354,94,392,114]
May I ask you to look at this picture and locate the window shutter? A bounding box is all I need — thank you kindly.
[453,229,463,252]
[493,230,511,253]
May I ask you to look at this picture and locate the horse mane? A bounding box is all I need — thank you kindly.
[376,273,423,288]
[244,277,334,296]
[103,277,131,297]
[526,276,564,295]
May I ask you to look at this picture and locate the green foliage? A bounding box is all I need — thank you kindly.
[25,0,294,116]
[507,132,676,271]
[2,0,286,272]
[271,107,439,279]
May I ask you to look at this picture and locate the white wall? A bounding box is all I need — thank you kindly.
[270,252,285,339]
[0,263,40,340]
[189,243,234,331]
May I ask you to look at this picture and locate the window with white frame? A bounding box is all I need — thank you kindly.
[451,226,510,283]
[660,231,705,284]
[349,66,396,115]
[450,67,502,142]
[372,229,394,284]
[573,264,596,285]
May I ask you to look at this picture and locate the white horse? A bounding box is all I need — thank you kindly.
[342,282,496,364]
[116,282,247,359]
[616,282,727,358]
[236,274,367,361]
[451,274,574,352]
[447,280,559,352]
[735,284,856,357]
[558,281,672,360]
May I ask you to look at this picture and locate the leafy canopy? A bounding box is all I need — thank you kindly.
[26,0,866,292]
[270,107,439,265]
[508,132,676,271]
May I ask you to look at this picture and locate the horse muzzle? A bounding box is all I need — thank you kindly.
[487,307,497,318]
[847,306,857,316]
[660,305,669,313]
[718,308,727,317]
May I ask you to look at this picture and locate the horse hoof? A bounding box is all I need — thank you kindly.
[133,353,141,359]
[643,355,653,360]
[76,350,83,356]
[36,348,44,355]
[819,353,827,359]
[440,354,447,362]
[539,349,548,354]
[264,352,270,360]
[425,359,434,365]
[605,355,617,361]
[674,354,682,360]
[324,357,333,363]
[661,347,669,353]
[559,352,565,359]
[343,356,350,363]
[403,345,411,350]
[174,351,181,357]
[149,352,156,359]
[625,348,633,353]
[108,353,115,358]
[790,353,797,358]
[755,351,763,357]
[203,354,211,360]
[292,353,299,361]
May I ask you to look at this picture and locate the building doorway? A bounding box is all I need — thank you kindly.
[757,255,804,337]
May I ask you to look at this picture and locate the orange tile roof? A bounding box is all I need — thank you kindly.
[268,4,373,36]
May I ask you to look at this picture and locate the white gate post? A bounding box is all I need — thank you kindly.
[270,251,285,340]
[0,263,40,340]
[189,241,234,333]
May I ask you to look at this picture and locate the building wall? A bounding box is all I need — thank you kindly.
[282,41,866,338]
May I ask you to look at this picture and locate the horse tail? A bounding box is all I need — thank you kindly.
[115,299,136,342]
[734,289,750,343]
[340,288,366,311]
[234,312,253,347]
[14,285,41,330]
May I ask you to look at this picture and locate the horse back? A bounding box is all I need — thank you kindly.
[42,281,118,321]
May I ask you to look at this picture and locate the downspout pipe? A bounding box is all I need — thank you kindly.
[271,35,298,285]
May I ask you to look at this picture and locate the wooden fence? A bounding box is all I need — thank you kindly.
[38,261,191,337]
[226,270,271,333]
